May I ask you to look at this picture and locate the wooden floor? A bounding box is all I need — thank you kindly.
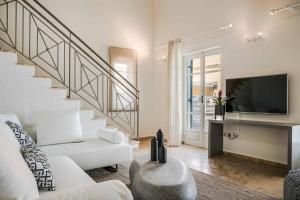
[133,139,285,199]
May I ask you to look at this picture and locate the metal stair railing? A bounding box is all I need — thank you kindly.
[0,0,139,139]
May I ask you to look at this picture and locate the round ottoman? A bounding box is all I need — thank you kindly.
[284,169,300,200]
[129,157,197,200]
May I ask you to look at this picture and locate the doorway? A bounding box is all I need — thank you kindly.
[183,48,221,148]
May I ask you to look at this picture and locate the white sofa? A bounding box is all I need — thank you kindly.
[0,113,133,200]
[0,133,133,200]
[31,110,133,171]
[40,138,132,170]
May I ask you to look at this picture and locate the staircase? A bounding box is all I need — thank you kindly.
[0,51,109,139]
[0,0,139,140]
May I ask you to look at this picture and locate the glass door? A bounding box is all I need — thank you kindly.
[184,53,205,147]
[183,49,221,148]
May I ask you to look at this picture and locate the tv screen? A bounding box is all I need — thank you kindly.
[226,74,288,114]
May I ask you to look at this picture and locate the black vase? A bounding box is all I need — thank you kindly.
[215,105,225,120]
[159,144,167,163]
[156,129,164,149]
[215,105,225,115]
[151,137,158,161]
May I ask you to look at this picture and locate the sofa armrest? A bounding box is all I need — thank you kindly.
[39,180,133,200]
[97,128,125,144]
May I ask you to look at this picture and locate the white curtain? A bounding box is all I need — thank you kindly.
[168,39,183,147]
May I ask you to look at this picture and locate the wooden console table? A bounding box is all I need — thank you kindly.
[208,119,300,171]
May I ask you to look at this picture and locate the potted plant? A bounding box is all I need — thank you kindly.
[212,90,228,120]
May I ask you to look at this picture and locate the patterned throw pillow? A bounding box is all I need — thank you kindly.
[5,120,35,147]
[23,145,56,191]
[24,144,48,165]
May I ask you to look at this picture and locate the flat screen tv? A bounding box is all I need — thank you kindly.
[226,74,288,114]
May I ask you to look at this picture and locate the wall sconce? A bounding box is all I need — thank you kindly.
[157,45,167,62]
[244,32,263,43]
[157,55,167,62]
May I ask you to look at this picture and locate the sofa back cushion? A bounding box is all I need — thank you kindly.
[37,110,83,146]
[0,113,22,150]
[0,134,39,200]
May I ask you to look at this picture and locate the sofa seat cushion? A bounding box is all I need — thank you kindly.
[40,156,95,194]
[40,138,132,170]
[39,180,133,200]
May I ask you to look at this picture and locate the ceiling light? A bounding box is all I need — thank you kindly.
[269,2,300,15]
[244,33,263,43]
[269,10,276,15]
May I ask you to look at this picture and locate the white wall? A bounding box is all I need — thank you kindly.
[153,0,300,164]
[1,0,300,162]
[31,0,156,137]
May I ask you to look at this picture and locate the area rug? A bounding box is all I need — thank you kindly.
[86,165,277,200]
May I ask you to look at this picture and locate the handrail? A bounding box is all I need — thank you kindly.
[21,0,139,97]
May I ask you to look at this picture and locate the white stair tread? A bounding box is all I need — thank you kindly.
[105,125,118,131]
[0,50,16,53]
[51,87,65,90]
[34,75,50,78]
[30,77,52,88]
[48,88,67,99]
[40,99,81,111]
[81,118,106,138]
[16,64,36,68]
[79,109,95,122]
[0,66,34,78]
[0,51,17,64]
[12,64,35,76]
[128,140,140,149]
[50,87,67,92]
[89,118,107,127]
[63,99,81,106]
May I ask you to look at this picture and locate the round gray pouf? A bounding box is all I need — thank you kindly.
[284,169,300,200]
[129,157,197,200]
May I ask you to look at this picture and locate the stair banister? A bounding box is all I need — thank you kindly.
[32,0,139,95]
[20,0,139,99]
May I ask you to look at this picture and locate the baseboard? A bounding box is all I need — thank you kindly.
[139,136,168,143]
[183,139,202,147]
[223,151,287,168]
[139,136,152,141]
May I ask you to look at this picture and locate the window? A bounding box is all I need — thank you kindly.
[114,63,128,79]
[187,58,202,130]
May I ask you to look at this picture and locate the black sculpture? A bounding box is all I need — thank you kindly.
[151,137,158,161]
[159,144,167,163]
[157,129,164,148]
